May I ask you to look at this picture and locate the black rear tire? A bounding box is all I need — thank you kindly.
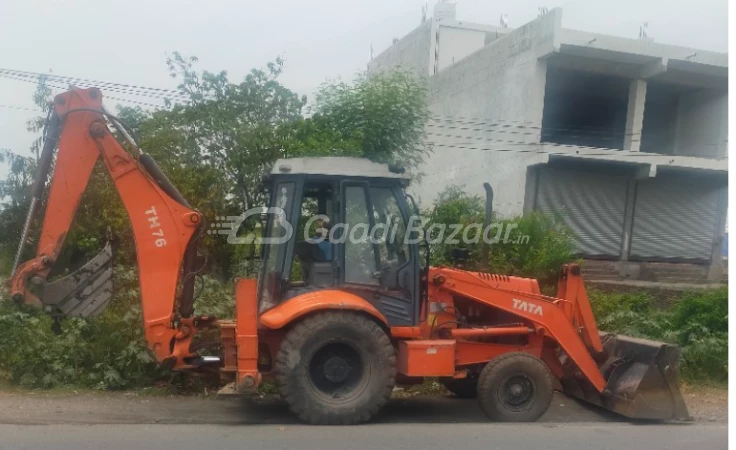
[441,378,478,398]
[275,311,396,425]
[477,352,553,422]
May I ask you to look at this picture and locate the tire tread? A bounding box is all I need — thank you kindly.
[477,352,554,422]
[275,311,395,425]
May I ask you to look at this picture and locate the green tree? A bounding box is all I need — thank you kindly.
[1,56,432,279]
[310,70,431,172]
[0,150,35,275]
[113,57,431,275]
[0,75,52,274]
[111,54,308,274]
[26,75,53,160]
[162,52,307,210]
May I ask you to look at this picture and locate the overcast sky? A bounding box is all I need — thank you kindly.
[0,0,728,167]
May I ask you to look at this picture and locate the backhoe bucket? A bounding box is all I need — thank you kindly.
[38,244,114,318]
[563,332,691,421]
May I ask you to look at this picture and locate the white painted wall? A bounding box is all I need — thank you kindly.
[413,146,547,217]
[410,11,561,217]
[436,26,487,71]
[367,20,432,76]
[674,89,728,158]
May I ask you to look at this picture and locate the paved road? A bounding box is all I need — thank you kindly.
[2,391,624,425]
[0,422,727,450]
[0,392,727,449]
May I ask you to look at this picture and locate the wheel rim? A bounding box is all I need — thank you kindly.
[307,341,366,400]
[497,374,535,411]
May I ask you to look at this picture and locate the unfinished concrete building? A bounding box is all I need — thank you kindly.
[369,5,728,282]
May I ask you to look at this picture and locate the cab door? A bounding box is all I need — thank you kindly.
[258,178,302,312]
[338,181,419,326]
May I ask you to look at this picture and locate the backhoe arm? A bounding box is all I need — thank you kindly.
[9,87,207,369]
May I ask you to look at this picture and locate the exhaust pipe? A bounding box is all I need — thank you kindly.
[481,183,493,271]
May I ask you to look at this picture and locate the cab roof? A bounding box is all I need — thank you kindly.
[270,157,411,182]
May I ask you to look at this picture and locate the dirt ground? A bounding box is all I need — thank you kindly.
[679,384,729,423]
[0,384,726,425]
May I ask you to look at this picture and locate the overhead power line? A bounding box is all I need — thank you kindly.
[431,113,642,131]
[426,120,727,148]
[430,115,635,136]
[0,68,187,99]
[0,104,42,112]
[430,115,728,146]
[0,67,724,161]
[0,72,165,109]
[0,69,186,102]
[427,123,637,144]
[425,140,701,160]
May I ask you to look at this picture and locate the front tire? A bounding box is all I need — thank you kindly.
[275,311,396,425]
[477,352,553,422]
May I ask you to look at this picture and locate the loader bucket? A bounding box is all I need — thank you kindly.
[562,332,691,421]
[37,243,114,318]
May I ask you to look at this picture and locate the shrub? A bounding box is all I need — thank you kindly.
[0,303,159,389]
[669,288,728,382]
[193,275,235,319]
[588,290,652,319]
[600,310,675,341]
[0,268,158,389]
[678,330,728,382]
[423,185,577,286]
[589,288,728,383]
[487,212,577,285]
[0,266,234,389]
[0,256,10,278]
[670,287,728,335]
[423,185,484,268]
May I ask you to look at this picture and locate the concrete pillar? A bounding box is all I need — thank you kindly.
[523,166,540,215]
[624,79,647,152]
[619,177,637,261]
[707,185,729,281]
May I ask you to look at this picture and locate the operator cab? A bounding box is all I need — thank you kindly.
[258,157,421,326]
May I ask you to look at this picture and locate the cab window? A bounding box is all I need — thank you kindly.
[370,187,410,268]
[344,185,379,285]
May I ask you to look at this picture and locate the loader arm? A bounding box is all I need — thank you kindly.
[428,265,690,420]
[9,87,208,369]
[429,265,608,392]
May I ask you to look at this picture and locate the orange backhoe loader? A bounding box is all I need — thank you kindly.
[8,87,690,424]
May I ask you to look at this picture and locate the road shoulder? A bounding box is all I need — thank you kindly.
[0,387,726,425]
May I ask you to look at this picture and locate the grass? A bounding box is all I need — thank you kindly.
[589,287,728,383]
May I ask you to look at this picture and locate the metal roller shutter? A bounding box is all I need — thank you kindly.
[630,176,721,261]
[536,167,628,257]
